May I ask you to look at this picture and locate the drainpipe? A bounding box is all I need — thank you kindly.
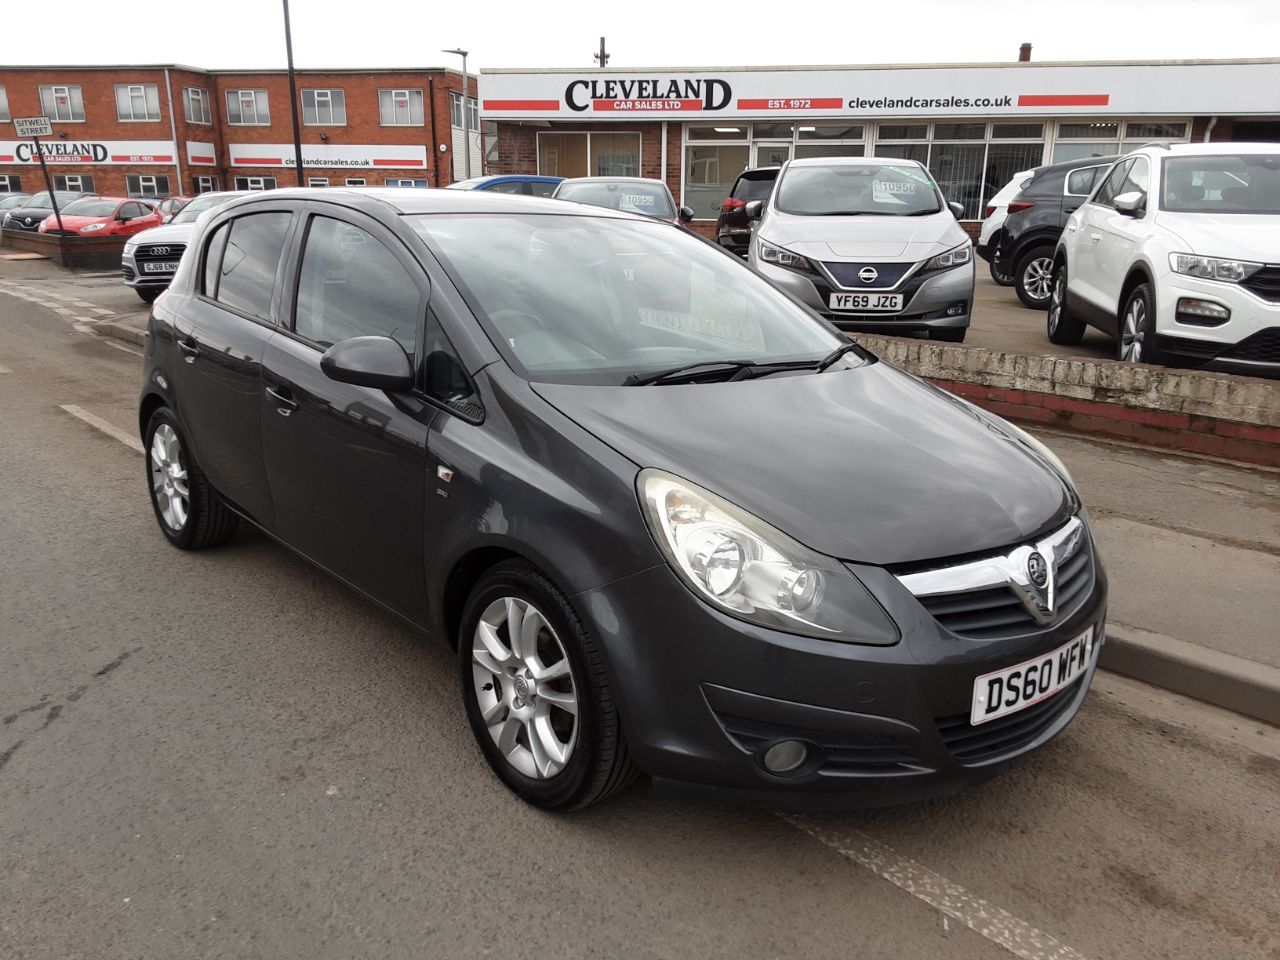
[164,68,184,195]
[660,121,668,188]
[427,75,439,185]
[1203,116,1218,142]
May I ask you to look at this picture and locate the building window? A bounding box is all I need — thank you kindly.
[226,89,270,125]
[682,126,749,220]
[185,87,212,124]
[345,178,366,186]
[0,175,21,192]
[0,84,10,122]
[793,123,866,160]
[538,131,642,180]
[308,177,329,188]
[126,175,171,198]
[233,176,277,191]
[384,178,430,187]
[40,85,85,122]
[195,175,219,193]
[1049,119,1187,162]
[115,84,162,122]
[52,174,95,192]
[302,89,346,126]
[450,92,478,129]
[379,89,424,126]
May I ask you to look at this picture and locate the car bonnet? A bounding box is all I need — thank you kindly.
[760,207,966,261]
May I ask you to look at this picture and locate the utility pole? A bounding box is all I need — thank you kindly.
[282,0,306,187]
[594,37,610,68]
[442,48,470,181]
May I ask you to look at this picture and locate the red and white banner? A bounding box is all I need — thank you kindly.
[0,139,176,164]
[186,141,217,166]
[480,61,1280,120]
[228,143,427,169]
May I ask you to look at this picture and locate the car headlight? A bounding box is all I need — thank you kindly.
[639,469,899,644]
[757,239,815,273]
[1169,253,1261,283]
[921,241,973,273]
[80,223,107,232]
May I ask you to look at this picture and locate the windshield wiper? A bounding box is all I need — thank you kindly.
[904,208,944,216]
[734,342,866,380]
[623,360,758,386]
[816,340,862,371]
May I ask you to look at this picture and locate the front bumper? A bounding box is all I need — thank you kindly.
[121,251,173,290]
[754,256,975,334]
[579,545,1107,810]
[1153,269,1280,377]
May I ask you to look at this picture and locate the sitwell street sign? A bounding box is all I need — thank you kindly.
[13,116,53,138]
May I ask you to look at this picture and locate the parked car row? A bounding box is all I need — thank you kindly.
[1,190,189,234]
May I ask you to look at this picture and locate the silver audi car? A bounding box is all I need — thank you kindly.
[747,157,975,342]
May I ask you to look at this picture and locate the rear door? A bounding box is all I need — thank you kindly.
[261,206,437,621]
[1073,159,1132,318]
[174,204,298,526]
[1092,156,1152,316]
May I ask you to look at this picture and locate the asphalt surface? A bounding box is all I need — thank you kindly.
[2,263,1279,960]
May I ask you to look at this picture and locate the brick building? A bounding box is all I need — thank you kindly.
[0,64,481,198]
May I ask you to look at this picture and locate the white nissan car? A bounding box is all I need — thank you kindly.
[1048,143,1280,374]
[747,157,975,342]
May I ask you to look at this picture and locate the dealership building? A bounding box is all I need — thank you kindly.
[479,56,1280,234]
[0,64,480,198]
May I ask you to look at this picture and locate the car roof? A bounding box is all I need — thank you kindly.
[1030,155,1119,176]
[218,186,643,221]
[1150,141,1280,155]
[556,177,669,186]
[786,156,925,169]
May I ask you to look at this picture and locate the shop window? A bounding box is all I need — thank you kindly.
[185,88,212,124]
[126,175,171,198]
[302,89,347,126]
[876,124,928,141]
[991,123,1044,139]
[195,175,219,194]
[933,123,987,141]
[590,132,641,176]
[686,125,749,140]
[752,123,795,139]
[233,176,277,191]
[874,144,929,164]
[40,85,85,122]
[798,124,864,141]
[929,144,985,218]
[983,143,1047,205]
[684,143,749,220]
[115,84,161,122]
[1124,122,1187,141]
[226,90,270,125]
[379,89,424,126]
[538,132,589,178]
[53,174,95,192]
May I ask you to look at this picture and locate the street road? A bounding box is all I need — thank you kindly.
[1,266,1278,960]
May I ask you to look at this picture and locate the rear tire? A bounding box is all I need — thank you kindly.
[1046,263,1086,345]
[458,560,639,811]
[135,287,161,304]
[1014,245,1056,310]
[144,407,239,550]
[988,251,1015,286]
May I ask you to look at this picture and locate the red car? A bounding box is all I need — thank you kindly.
[38,197,163,236]
[153,196,191,220]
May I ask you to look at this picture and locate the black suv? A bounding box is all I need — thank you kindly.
[716,167,778,257]
[997,157,1113,309]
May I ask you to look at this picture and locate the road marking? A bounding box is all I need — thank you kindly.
[58,404,143,454]
[91,308,113,316]
[783,816,1091,960]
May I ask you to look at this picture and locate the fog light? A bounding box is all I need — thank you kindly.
[1176,298,1230,327]
[762,740,809,774]
[945,302,967,317]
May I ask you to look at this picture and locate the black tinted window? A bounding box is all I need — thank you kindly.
[214,212,291,321]
[1093,160,1132,208]
[203,222,229,296]
[732,176,775,201]
[485,180,527,195]
[423,312,481,419]
[295,216,420,353]
[529,181,558,198]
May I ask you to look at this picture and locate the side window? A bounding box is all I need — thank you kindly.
[1120,157,1150,199]
[486,180,527,195]
[202,222,230,296]
[294,216,421,354]
[1093,160,1133,208]
[121,202,145,219]
[214,212,292,321]
[529,181,558,198]
[1066,166,1103,196]
[422,311,482,420]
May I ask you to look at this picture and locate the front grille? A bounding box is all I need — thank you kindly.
[936,677,1083,765]
[43,230,76,237]
[823,261,914,288]
[134,242,185,265]
[1218,328,1280,364]
[719,714,927,775]
[1241,266,1280,303]
[919,542,1093,641]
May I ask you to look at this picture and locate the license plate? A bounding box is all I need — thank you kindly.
[829,292,903,313]
[142,261,179,273]
[970,627,1095,726]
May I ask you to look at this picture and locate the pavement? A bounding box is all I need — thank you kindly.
[2,260,1279,958]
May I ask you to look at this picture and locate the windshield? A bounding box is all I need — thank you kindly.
[776,162,943,216]
[409,213,845,385]
[172,194,233,224]
[555,181,676,219]
[0,195,30,210]
[1161,154,1280,215]
[61,199,119,217]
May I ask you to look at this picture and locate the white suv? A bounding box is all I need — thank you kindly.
[1048,143,1280,374]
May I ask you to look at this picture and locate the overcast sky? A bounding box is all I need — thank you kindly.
[9,0,1278,72]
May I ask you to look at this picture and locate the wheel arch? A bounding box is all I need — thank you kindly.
[1118,263,1155,316]
[138,390,167,441]
[438,543,570,651]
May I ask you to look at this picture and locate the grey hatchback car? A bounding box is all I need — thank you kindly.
[140,188,1105,810]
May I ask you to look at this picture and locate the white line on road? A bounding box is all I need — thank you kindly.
[90,308,113,316]
[783,816,1091,960]
[58,404,143,454]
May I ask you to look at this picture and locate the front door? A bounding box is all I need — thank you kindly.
[261,210,437,621]
[1073,159,1131,321]
[174,207,296,526]
[1093,156,1152,317]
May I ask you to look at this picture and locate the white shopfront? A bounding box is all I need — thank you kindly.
[479,59,1280,221]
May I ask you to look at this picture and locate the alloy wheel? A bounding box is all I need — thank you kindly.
[149,423,189,531]
[471,596,579,780]
[1024,257,1054,301]
[1121,299,1145,362]
[1048,274,1063,334]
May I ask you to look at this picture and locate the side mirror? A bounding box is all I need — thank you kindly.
[677,205,695,224]
[1114,192,1145,216]
[320,335,414,392]
[117,214,132,223]
[948,201,965,219]
[745,200,763,221]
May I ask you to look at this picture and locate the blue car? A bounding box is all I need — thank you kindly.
[446,174,563,197]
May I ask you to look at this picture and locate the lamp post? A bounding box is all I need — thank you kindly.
[441,48,470,181]
[282,0,306,186]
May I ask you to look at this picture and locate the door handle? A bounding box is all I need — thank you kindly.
[1089,232,1103,242]
[266,385,299,417]
[178,338,200,363]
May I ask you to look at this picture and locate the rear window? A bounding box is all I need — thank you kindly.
[62,199,118,217]
[731,175,776,202]
[1065,166,1104,196]
[555,181,675,219]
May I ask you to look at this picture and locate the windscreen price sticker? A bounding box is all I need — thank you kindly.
[14,116,53,138]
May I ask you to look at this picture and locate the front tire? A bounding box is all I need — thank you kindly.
[145,407,239,549]
[459,560,638,811]
[1046,263,1086,345]
[988,251,1015,286]
[1014,245,1056,309]
[1118,282,1162,364]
